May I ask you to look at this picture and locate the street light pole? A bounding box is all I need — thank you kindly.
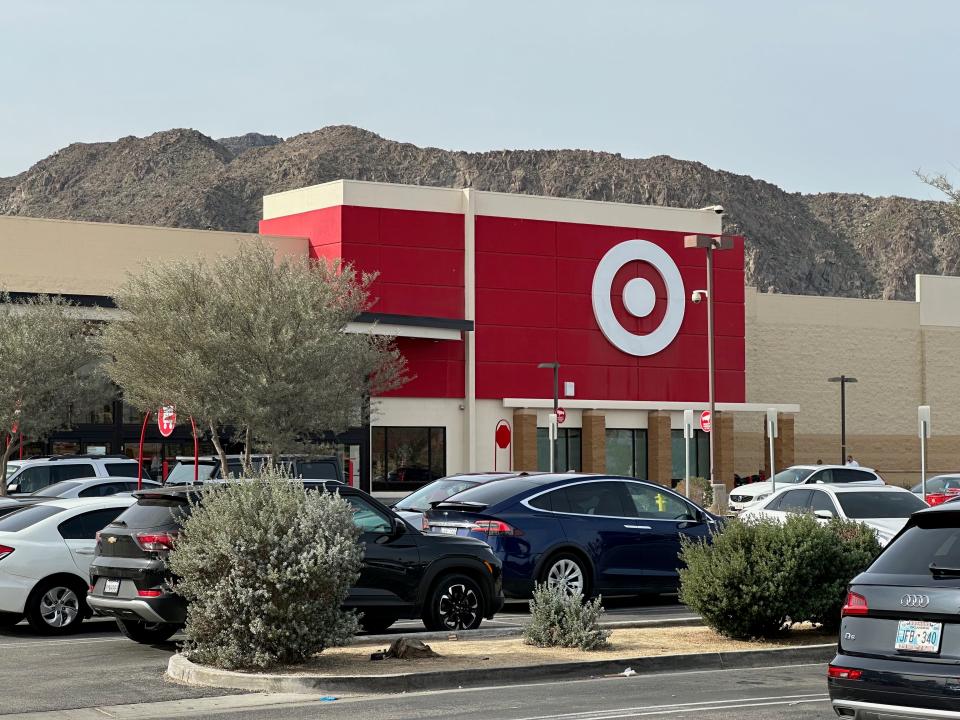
[828,375,858,463]
[706,245,715,487]
[685,234,734,488]
[538,362,560,473]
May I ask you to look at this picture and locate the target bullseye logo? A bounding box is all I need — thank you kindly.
[591,240,686,356]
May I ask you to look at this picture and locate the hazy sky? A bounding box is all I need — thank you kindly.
[2,1,957,198]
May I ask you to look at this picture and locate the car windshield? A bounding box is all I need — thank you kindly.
[869,515,960,576]
[439,478,543,508]
[0,504,65,532]
[166,462,217,484]
[395,478,482,512]
[836,491,928,519]
[4,463,20,480]
[773,468,815,485]
[911,476,960,494]
[31,481,84,497]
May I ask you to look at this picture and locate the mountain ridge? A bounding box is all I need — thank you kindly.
[1,125,955,300]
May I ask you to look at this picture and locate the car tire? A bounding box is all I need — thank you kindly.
[0,611,23,628]
[359,613,398,634]
[540,552,591,598]
[25,578,87,635]
[422,573,485,631]
[115,618,179,644]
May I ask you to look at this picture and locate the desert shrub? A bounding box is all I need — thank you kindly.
[523,582,610,651]
[687,476,713,507]
[678,514,881,640]
[168,468,363,669]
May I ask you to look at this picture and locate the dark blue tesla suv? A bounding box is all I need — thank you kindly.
[422,473,720,598]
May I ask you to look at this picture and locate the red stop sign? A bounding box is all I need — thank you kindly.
[556,407,567,425]
[700,410,712,433]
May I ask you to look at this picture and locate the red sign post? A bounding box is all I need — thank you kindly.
[700,410,712,433]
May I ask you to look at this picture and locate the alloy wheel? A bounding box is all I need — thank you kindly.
[437,583,480,630]
[547,558,584,595]
[39,586,80,628]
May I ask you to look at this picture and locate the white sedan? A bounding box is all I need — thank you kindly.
[739,485,927,546]
[26,477,160,499]
[0,496,135,634]
[728,464,885,513]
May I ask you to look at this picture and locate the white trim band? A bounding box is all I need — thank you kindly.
[503,398,800,413]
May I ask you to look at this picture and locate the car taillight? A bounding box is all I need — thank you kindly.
[842,591,868,616]
[470,520,521,536]
[926,493,949,506]
[0,544,14,561]
[828,665,863,680]
[134,532,176,551]
[137,589,163,597]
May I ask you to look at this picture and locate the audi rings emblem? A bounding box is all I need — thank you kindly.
[591,240,685,356]
[900,594,930,608]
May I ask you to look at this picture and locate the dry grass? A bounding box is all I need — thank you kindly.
[278,624,835,677]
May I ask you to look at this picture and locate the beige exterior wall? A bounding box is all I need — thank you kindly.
[0,215,308,296]
[743,279,960,487]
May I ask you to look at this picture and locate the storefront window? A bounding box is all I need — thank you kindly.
[671,429,710,482]
[537,428,582,472]
[371,427,446,485]
[605,429,647,479]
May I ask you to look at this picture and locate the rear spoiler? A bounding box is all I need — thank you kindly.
[430,500,488,511]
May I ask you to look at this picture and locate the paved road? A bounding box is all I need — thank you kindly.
[7,657,832,719]
[0,596,695,716]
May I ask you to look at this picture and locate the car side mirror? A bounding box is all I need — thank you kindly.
[814,509,834,520]
[392,516,407,536]
[7,484,17,493]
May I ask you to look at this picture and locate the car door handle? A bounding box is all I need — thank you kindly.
[75,549,94,555]
[623,525,651,530]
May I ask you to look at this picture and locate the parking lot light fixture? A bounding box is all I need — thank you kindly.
[828,375,858,464]
[684,234,734,488]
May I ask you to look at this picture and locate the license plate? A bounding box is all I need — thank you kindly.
[437,526,457,535]
[103,579,120,596]
[895,620,942,654]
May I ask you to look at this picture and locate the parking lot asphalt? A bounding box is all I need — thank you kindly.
[9,656,831,719]
[0,595,694,716]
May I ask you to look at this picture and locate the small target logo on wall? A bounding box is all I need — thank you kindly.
[591,240,686,356]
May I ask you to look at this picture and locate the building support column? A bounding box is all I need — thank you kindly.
[581,410,606,473]
[512,409,538,472]
[647,410,672,487]
[765,412,795,478]
[714,410,735,490]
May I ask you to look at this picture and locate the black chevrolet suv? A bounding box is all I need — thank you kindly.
[829,501,960,719]
[87,482,504,644]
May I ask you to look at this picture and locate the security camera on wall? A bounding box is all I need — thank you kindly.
[691,290,706,304]
[700,204,725,215]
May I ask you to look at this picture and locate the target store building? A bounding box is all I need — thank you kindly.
[259,180,795,489]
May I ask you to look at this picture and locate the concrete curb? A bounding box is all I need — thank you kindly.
[167,642,835,694]
[355,615,703,645]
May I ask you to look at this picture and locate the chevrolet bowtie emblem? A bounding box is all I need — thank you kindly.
[107,536,117,544]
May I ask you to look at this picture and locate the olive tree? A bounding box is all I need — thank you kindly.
[102,242,406,472]
[0,294,107,496]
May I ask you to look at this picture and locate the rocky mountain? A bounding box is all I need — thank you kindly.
[1,125,954,299]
